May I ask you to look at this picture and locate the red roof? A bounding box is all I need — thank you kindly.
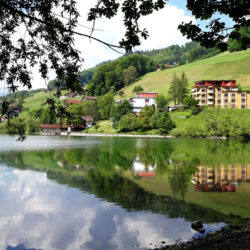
[137,93,158,98]
[66,99,82,104]
[40,124,67,129]
[194,80,236,88]
[81,116,95,122]
[136,172,157,177]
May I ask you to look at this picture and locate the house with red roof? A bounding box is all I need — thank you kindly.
[115,92,158,114]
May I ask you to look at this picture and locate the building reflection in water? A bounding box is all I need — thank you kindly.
[132,156,157,177]
[192,164,250,192]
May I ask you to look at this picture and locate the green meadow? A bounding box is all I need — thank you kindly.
[118,49,250,99]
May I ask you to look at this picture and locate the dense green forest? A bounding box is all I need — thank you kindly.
[86,54,154,96]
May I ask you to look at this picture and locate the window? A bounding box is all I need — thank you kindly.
[145,99,149,104]
[242,93,246,97]
[224,93,228,97]
[231,98,235,103]
[218,94,221,98]
[224,99,228,103]
[202,88,206,92]
[218,100,221,103]
[231,104,235,109]
[218,88,221,92]
[242,99,246,103]
[231,93,235,97]
[241,105,246,109]
[202,100,206,104]
[202,94,206,98]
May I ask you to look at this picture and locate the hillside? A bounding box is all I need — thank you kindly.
[118,49,250,99]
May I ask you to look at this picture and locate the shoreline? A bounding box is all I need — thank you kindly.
[60,132,173,138]
[60,132,230,140]
[155,225,250,250]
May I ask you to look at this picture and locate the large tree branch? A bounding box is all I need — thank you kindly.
[1,1,124,52]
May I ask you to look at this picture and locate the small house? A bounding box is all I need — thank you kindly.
[40,124,67,135]
[65,99,82,105]
[81,116,95,128]
[82,96,97,101]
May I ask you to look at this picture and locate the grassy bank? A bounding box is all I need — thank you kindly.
[117,49,250,99]
[81,108,250,139]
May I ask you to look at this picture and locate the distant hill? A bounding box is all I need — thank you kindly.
[118,49,250,99]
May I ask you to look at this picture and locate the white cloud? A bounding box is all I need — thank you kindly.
[25,1,195,89]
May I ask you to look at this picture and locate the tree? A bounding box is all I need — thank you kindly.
[98,93,115,120]
[156,111,175,134]
[228,27,250,52]
[168,73,179,106]
[177,72,188,104]
[118,90,125,97]
[0,0,165,95]
[41,107,57,124]
[137,105,155,131]
[183,96,199,109]
[133,86,144,93]
[112,100,133,125]
[178,1,250,51]
[123,66,138,86]
[160,64,165,70]
[157,94,169,110]
[118,113,138,132]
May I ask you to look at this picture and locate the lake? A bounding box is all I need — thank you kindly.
[0,135,249,250]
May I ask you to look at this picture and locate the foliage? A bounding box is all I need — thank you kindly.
[156,111,176,135]
[123,66,138,86]
[97,93,115,120]
[137,42,220,66]
[168,72,188,105]
[183,96,199,109]
[118,113,138,132]
[171,108,250,139]
[40,107,57,125]
[150,110,161,129]
[178,1,250,51]
[137,106,155,131]
[118,90,125,97]
[156,94,169,109]
[67,100,100,126]
[111,100,133,125]
[5,118,26,137]
[87,55,153,96]
[133,85,144,93]
[168,73,179,105]
[228,27,250,52]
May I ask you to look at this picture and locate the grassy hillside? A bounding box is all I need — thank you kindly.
[20,91,50,117]
[118,49,250,99]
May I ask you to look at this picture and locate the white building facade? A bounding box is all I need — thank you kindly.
[116,92,158,114]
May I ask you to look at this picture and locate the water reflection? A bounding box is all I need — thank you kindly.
[192,164,250,192]
[0,136,250,249]
[0,165,225,250]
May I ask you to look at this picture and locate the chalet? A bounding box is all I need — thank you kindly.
[65,99,82,105]
[81,116,95,128]
[82,96,97,101]
[156,64,172,71]
[116,92,158,114]
[40,124,67,135]
[132,157,157,178]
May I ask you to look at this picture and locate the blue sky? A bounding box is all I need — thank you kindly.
[168,0,234,30]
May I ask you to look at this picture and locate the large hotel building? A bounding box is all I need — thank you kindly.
[192,80,250,109]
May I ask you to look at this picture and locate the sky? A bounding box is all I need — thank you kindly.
[0,0,234,92]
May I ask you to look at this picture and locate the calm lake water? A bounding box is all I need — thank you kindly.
[0,135,249,250]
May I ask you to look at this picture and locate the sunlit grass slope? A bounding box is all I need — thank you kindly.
[118,49,250,99]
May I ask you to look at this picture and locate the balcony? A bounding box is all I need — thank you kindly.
[208,88,214,93]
